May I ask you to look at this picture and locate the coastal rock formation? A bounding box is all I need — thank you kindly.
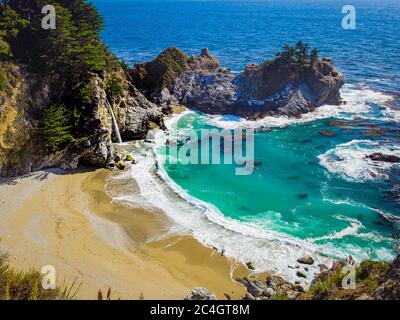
[131,46,345,118]
[234,254,400,300]
[0,64,163,177]
[297,256,315,265]
[0,1,164,177]
[184,287,217,300]
[366,153,400,163]
[238,275,305,300]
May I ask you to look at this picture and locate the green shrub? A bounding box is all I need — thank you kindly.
[40,104,75,150]
[0,252,79,300]
[0,69,7,92]
[106,73,125,98]
[78,83,92,105]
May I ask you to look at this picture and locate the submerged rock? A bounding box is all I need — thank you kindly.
[366,153,400,163]
[319,129,336,137]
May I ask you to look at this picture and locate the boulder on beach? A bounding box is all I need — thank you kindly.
[297,256,315,265]
[184,287,217,300]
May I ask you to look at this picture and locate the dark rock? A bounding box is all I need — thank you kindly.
[115,161,127,170]
[297,256,315,265]
[319,129,336,137]
[224,293,232,300]
[298,193,308,199]
[366,153,400,163]
[246,262,255,270]
[296,271,307,279]
[237,277,265,298]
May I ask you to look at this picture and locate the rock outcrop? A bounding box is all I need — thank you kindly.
[231,254,400,300]
[367,153,400,163]
[237,275,305,300]
[131,47,345,118]
[184,287,217,300]
[0,63,163,177]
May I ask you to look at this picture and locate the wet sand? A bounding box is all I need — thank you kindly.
[0,168,249,299]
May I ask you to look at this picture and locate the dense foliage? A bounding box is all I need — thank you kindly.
[0,252,79,300]
[131,47,190,92]
[40,104,74,150]
[0,0,108,77]
[276,41,320,65]
[0,0,126,149]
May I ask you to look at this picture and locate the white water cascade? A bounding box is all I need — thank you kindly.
[105,98,122,144]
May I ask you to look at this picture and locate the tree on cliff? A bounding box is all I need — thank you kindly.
[275,42,319,66]
[1,0,108,77]
[0,3,28,59]
[310,48,319,64]
[40,104,74,150]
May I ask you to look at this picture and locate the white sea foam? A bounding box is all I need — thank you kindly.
[103,113,334,285]
[318,139,400,182]
[106,86,397,284]
[205,84,397,130]
[308,215,363,242]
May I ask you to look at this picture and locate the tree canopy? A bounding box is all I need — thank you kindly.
[0,0,109,77]
[276,41,320,66]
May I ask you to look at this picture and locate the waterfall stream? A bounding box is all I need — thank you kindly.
[106,98,123,144]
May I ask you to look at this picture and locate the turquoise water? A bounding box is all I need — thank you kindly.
[162,106,399,261]
[93,0,400,263]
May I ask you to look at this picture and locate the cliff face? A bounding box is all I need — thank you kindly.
[132,48,344,119]
[0,63,163,177]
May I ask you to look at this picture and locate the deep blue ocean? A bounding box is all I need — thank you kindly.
[93,0,400,278]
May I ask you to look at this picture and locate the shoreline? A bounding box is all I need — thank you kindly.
[0,168,250,300]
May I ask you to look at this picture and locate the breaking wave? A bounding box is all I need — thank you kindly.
[205,84,397,129]
[318,140,400,182]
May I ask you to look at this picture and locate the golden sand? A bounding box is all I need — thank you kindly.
[0,168,250,300]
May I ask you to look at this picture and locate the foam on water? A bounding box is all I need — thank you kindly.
[205,85,397,130]
[307,216,364,242]
[137,151,336,284]
[318,139,400,182]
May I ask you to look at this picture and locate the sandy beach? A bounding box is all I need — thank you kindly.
[0,168,249,300]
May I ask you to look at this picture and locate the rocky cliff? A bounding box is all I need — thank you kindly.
[131,47,344,118]
[0,63,163,177]
[185,254,400,300]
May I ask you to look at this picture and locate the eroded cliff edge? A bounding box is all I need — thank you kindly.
[0,1,163,177]
[131,45,345,118]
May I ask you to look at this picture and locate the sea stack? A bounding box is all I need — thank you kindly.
[130,43,345,119]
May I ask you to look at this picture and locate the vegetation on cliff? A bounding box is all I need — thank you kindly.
[0,0,157,176]
[275,41,319,66]
[235,254,400,301]
[130,47,190,94]
[39,104,75,150]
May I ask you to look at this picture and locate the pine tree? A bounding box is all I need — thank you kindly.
[310,48,319,64]
[40,104,74,150]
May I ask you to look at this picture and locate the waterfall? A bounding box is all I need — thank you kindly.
[105,98,122,144]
